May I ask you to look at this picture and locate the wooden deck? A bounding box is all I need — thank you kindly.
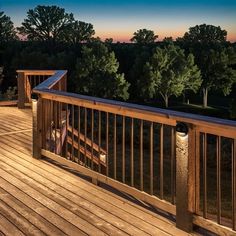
[0,107,191,236]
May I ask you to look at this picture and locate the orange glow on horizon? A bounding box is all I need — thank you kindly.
[227,34,236,42]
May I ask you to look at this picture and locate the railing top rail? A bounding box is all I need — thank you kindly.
[16,70,57,76]
[29,70,67,90]
[33,87,236,138]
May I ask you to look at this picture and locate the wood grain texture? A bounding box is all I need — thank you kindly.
[34,88,236,138]
[0,100,17,106]
[0,106,189,236]
[10,69,236,235]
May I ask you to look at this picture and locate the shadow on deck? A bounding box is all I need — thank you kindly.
[0,107,190,236]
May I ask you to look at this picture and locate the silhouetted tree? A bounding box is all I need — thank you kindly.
[180,24,236,107]
[130,29,158,44]
[138,44,201,107]
[0,12,18,43]
[75,42,129,100]
[182,24,227,43]
[17,5,74,42]
[66,20,95,44]
[89,36,102,43]
[200,48,236,107]
[161,37,175,47]
[129,48,151,100]
[104,38,113,44]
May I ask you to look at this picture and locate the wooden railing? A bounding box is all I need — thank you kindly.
[17,70,57,108]
[17,70,236,235]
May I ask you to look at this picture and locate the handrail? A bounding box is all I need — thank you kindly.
[17,70,57,108]
[16,70,57,75]
[33,88,236,138]
[34,70,67,90]
[17,69,236,235]
[29,69,236,138]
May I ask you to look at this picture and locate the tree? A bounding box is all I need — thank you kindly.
[182,24,227,43]
[17,5,74,42]
[0,12,18,43]
[130,29,158,44]
[200,48,236,107]
[104,38,113,44]
[139,44,201,107]
[162,37,173,43]
[66,20,95,44]
[179,24,236,107]
[75,42,129,100]
[129,48,151,100]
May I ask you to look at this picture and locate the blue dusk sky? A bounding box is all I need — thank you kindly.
[0,0,236,42]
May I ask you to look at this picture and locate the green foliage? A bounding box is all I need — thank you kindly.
[130,29,158,44]
[11,49,77,74]
[65,20,95,44]
[1,21,236,117]
[75,42,129,100]
[200,47,236,95]
[180,24,236,107]
[136,44,202,107]
[17,5,74,42]
[11,51,50,69]
[182,24,227,43]
[4,86,17,100]
[0,12,18,43]
[104,38,113,44]
[129,48,152,100]
[162,37,173,45]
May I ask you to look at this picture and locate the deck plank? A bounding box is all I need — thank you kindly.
[0,188,66,236]
[0,140,167,235]
[0,169,107,236]
[0,160,131,235]
[0,107,190,236]
[0,177,87,236]
[0,157,166,236]
[0,213,24,236]
[0,198,45,236]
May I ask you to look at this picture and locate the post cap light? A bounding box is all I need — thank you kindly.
[31,93,39,101]
[176,122,188,135]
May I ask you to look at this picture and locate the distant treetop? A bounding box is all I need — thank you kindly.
[0,11,18,43]
[130,28,158,44]
[17,5,95,44]
[17,5,74,42]
[182,24,227,43]
[65,20,95,44]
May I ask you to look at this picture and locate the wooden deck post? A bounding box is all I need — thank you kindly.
[175,122,194,232]
[17,71,26,109]
[32,93,42,159]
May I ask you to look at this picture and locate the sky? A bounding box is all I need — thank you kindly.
[1,0,236,42]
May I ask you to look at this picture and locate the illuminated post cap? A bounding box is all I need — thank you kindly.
[176,122,188,135]
[31,93,39,100]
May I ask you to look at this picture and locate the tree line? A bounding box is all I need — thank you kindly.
[0,5,236,115]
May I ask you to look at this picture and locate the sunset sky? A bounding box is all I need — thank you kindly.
[1,0,236,42]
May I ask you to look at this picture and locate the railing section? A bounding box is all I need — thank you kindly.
[17,70,57,108]
[17,70,236,235]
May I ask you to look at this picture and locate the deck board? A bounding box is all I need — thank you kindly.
[0,107,191,236]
